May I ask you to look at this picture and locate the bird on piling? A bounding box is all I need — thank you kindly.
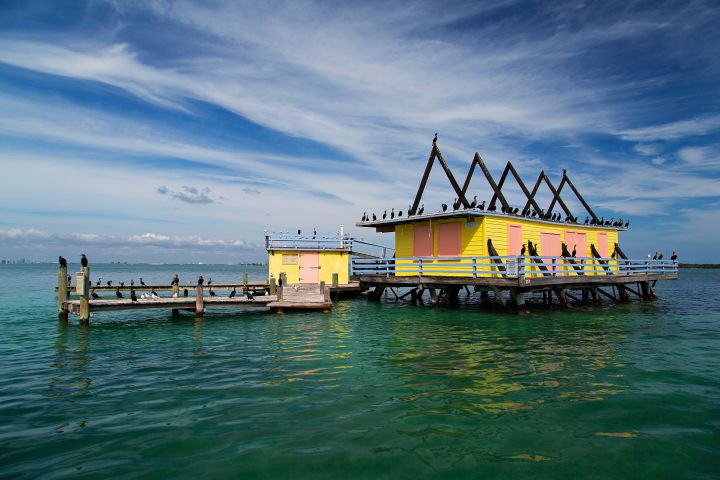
[671,251,677,262]
[131,289,138,303]
[442,203,448,212]
[58,256,67,268]
[140,277,146,286]
[390,208,395,219]
[198,275,205,286]
[229,287,237,298]
[418,204,425,215]
[383,210,387,220]
[116,287,123,299]
[80,254,88,267]
[372,213,377,221]
[470,195,477,208]
[91,289,100,300]
[433,133,437,145]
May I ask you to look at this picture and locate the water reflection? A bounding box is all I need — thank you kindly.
[48,322,92,397]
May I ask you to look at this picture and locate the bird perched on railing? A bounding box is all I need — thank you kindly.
[80,254,88,267]
[131,289,138,303]
[91,289,100,300]
[520,244,526,256]
[209,287,216,297]
[116,287,123,299]
[361,212,367,222]
[184,288,189,297]
[671,251,677,262]
[229,287,237,298]
[96,278,101,287]
[58,256,67,268]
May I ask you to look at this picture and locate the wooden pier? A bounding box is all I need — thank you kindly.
[57,266,334,324]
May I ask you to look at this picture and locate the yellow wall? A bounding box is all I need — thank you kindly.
[393,215,620,277]
[268,250,350,284]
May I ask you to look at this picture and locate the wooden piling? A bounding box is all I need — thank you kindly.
[332,273,339,287]
[490,286,507,306]
[195,284,204,316]
[78,266,90,324]
[510,289,526,313]
[57,265,68,321]
[269,277,277,295]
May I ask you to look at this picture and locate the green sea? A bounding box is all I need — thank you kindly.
[1,264,719,479]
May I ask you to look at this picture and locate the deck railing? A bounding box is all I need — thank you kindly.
[266,234,353,250]
[350,255,678,278]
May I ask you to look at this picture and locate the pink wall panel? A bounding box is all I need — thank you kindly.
[413,225,433,257]
[508,224,523,256]
[299,252,319,283]
[597,232,608,257]
[540,232,561,268]
[437,223,461,256]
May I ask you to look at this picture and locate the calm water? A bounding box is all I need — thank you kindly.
[1,264,719,479]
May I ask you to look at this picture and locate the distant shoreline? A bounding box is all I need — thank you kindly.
[678,263,720,269]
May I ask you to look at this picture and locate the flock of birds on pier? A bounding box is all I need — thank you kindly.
[361,200,630,228]
[60,255,257,302]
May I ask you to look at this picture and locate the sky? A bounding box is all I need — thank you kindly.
[1,0,719,263]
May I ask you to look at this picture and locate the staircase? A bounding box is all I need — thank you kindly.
[268,283,332,310]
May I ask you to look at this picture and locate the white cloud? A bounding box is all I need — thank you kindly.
[619,116,720,142]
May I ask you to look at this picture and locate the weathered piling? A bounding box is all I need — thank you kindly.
[57,265,68,321]
[79,266,90,324]
[195,284,204,317]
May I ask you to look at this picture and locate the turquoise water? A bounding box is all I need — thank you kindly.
[1,264,719,479]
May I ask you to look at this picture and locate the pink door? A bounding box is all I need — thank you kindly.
[597,232,608,258]
[299,252,319,283]
[565,231,587,258]
[413,225,433,257]
[508,224,523,256]
[540,232,561,270]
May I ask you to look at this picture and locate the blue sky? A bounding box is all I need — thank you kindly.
[1,0,719,263]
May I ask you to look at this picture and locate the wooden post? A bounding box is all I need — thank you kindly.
[582,288,590,305]
[195,285,204,316]
[79,266,90,324]
[269,277,277,295]
[280,272,287,287]
[243,273,249,285]
[490,286,507,307]
[590,287,600,303]
[57,265,68,321]
[332,273,339,287]
[553,288,571,310]
[428,288,438,305]
[617,285,630,302]
[510,289,526,313]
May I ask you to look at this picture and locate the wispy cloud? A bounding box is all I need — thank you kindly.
[158,185,216,204]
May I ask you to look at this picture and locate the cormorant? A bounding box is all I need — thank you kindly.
[96,278,101,287]
[383,210,387,220]
[531,210,537,217]
[246,290,254,300]
[140,278,146,286]
[198,275,205,285]
[208,278,212,286]
[398,210,402,217]
[229,287,237,298]
[151,288,159,298]
[209,287,216,297]
[91,290,100,300]
[390,208,395,219]
[116,288,123,299]
[513,207,519,214]
[361,212,367,222]
[624,221,630,228]
[172,274,179,286]
[488,203,496,212]
[571,245,576,257]
[183,288,189,297]
[432,133,437,145]
[58,256,67,268]
[520,245,526,256]
[470,195,477,208]
[131,289,138,303]
[372,213,377,221]
[584,216,589,224]
[80,254,88,267]
[652,252,658,260]
[313,228,317,237]
[453,198,459,211]
[418,204,425,215]
[407,205,413,217]
[671,252,677,262]
[658,253,663,260]
[131,279,135,286]
[479,201,485,211]
[442,203,448,212]
[107,280,112,287]
[119,282,125,287]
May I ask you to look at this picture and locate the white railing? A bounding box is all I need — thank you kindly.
[266,234,353,250]
[350,255,678,278]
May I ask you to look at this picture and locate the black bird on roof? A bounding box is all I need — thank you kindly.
[372,213,377,221]
[297,229,301,235]
[478,200,485,211]
[229,287,237,298]
[584,216,589,224]
[131,289,138,303]
[671,251,677,262]
[453,198,459,211]
[140,277,146,286]
[418,204,425,215]
[58,256,67,268]
[624,221,629,228]
[131,279,135,286]
[361,212,367,222]
[383,210,387,220]
[652,251,658,260]
[390,208,395,219]
[432,133,437,145]
[246,290,255,300]
[398,210,403,217]
[91,289,100,300]
[531,210,537,217]
[80,254,88,267]
[488,203,496,212]
[116,287,123,299]
[470,195,477,208]
[442,203,448,212]
[407,205,413,217]
[513,207,519,214]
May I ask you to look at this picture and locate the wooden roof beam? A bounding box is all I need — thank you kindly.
[489,162,544,215]
[544,175,576,221]
[410,144,470,215]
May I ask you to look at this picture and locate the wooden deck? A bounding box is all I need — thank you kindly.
[61,283,332,322]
